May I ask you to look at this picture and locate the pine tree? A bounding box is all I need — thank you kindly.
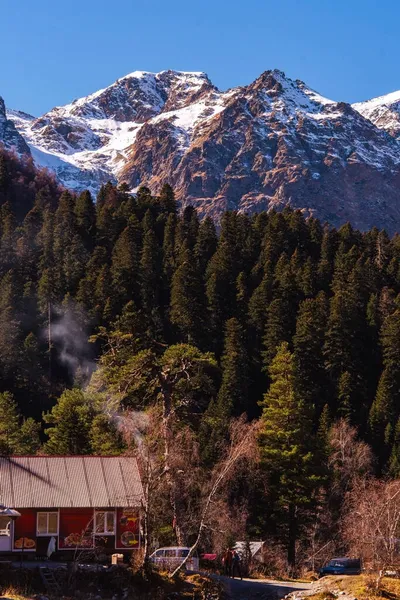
[37,268,57,316]
[163,212,177,290]
[90,413,125,455]
[140,212,163,339]
[18,206,43,281]
[369,300,400,466]
[94,264,113,323]
[0,202,17,276]
[52,191,80,295]
[206,213,243,352]
[96,187,121,251]
[317,227,337,291]
[318,404,332,443]
[248,269,273,337]
[111,216,141,313]
[217,318,249,417]
[259,342,321,570]
[293,292,329,421]
[43,389,94,455]
[0,392,22,454]
[19,418,41,454]
[76,246,108,313]
[0,271,23,381]
[323,285,366,417]
[194,217,217,276]
[235,271,248,324]
[158,183,177,214]
[299,256,317,297]
[170,242,206,347]
[75,190,96,249]
[175,206,199,251]
[262,298,292,367]
[136,186,153,213]
[37,207,55,275]
[337,371,354,420]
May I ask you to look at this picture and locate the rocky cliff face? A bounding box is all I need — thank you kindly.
[6,70,400,233]
[0,97,30,155]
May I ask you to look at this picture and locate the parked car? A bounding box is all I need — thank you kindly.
[319,557,362,577]
[149,546,199,571]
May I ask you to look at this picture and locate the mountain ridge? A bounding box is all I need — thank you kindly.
[4,69,400,232]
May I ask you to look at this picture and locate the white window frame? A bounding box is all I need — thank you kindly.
[36,511,59,536]
[94,510,115,536]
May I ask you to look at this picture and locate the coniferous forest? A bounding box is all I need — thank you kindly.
[1,146,400,570]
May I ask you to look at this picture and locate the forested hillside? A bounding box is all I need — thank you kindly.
[1,145,400,569]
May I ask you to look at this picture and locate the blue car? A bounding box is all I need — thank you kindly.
[319,558,362,577]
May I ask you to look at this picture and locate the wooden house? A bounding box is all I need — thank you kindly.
[0,456,143,558]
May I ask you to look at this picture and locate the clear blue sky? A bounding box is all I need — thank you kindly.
[1,0,399,116]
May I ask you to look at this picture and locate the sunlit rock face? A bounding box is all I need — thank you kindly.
[6,70,400,233]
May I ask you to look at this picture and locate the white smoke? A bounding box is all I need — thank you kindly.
[110,409,149,449]
[45,303,150,450]
[44,304,96,384]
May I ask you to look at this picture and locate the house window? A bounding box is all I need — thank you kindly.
[0,516,10,537]
[37,512,58,536]
[95,511,115,535]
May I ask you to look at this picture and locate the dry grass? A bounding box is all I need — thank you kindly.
[140,571,222,599]
[1,587,30,600]
[306,574,400,599]
[0,572,221,600]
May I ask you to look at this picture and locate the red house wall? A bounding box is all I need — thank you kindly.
[116,508,140,550]
[13,509,36,551]
[8,507,141,556]
[59,508,93,549]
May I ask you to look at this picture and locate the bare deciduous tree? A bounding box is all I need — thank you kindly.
[170,417,259,577]
[343,478,400,591]
[328,419,373,494]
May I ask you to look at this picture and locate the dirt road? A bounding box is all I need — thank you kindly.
[216,575,312,599]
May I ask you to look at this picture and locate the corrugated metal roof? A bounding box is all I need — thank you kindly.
[0,456,143,509]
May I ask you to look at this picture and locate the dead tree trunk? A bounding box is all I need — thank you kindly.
[160,375,185,546]
[170,419,257,577]
[288,503,297,575]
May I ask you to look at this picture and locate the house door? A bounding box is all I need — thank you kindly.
[0,518,12,552]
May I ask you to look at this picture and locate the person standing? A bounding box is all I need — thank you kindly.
[232,550,242,580]
[223,548,233,577]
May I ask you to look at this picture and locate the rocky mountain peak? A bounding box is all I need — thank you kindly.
[252,69,286,95]
[6,71,400,233]
[246,70,336,119]
[51,69,216,124]
[0,96,30,155]
[156,70,216,112]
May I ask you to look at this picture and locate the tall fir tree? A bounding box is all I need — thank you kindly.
[369,298,400,465]
[259,342,322,569]
[140,211,163,340]
[293,292,329,422]
[170,242,206,347]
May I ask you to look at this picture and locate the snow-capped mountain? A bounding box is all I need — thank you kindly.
[353,90,400,138]
[4,69,400,232]
[4,70,215,195]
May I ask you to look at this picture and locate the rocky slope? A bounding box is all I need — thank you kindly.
[0,98,30,155]
[4,70,400,232]
[354,90,400,138]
